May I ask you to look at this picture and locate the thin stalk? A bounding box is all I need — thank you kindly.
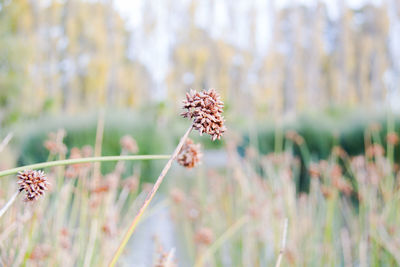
[0,191,19,218]
[0,155,170,178]
[195,215,249,267]
[0,133,13,153]
[275,218,289,267]
[109,125,193,267]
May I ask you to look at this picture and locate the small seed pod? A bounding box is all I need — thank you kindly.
[17,170,50,202]
[181,89,226,141]
[177,138,202,168]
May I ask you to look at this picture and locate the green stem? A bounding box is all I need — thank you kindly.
[0,155,170,178]
[109,125,193,267]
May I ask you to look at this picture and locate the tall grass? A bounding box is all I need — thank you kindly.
[0,131,169,266]
[169,130,400,266]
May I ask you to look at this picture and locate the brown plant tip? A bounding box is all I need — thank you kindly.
[17,170,50,202]
[181,89,226,141]
[195,227,214,245]
[177,138,202,168]
[120,135,139,154]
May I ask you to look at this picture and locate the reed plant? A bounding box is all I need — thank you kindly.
[168,129,400,266]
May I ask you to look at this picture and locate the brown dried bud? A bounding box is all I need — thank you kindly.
[333,178,353,196]
[17,170,50,202]
[177,138,202,168]
[181,89,226,141]
[195,227,214,245]
[120,135,139,154]
[387,132,399,146]
[122,175,139,192]
[366,144,385,158]
[43,129,67,155]
[169,188,185,204]
[308,163,320,178]
[30,244,51,260]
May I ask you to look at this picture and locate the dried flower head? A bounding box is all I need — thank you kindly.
[181,89,226,141]
[169,188,185,204]
[43,129,67,155]
[154,237,177,267]
[177,138,202,168]
[17,170,50,202]
[366,144,385,158]
[122,175,139,192]
[195,227,214,245]
[120,135,139,153]
[387,132,399,146]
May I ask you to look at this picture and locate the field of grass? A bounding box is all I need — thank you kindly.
[1,108,399,266]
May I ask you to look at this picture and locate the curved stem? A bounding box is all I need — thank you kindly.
[109,125,193,267]
[0,155,170,178]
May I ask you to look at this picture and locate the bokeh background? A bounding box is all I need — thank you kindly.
[1,0,400,266]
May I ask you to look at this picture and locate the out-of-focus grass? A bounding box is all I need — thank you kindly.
[1,111,400,266]
[0,132,158,266]
[9,110,224,182]
[169,121,400,266]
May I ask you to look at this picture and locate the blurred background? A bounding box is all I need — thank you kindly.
[1,0,400,124]
[1,0,400,180]
[1,0,400,266]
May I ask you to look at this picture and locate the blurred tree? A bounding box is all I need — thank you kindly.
[0,0,397,127]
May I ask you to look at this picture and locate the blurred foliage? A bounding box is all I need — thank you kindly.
[0,0,399,128]
[251,112,400,158]
[240,111,400,191]
[12,109,224,181]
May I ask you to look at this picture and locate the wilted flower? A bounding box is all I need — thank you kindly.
[17,170,50,202]
[177,138,202,168]
[120,135,139,153]
[181,89,226,141]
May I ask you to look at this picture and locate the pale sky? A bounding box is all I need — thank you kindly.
[113,0,399,108]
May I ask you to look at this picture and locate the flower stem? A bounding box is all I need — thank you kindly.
[195,216,249,267]
[275,218,289,267]
[109,125,193,267]
[0,155,170,178]
[0,191,19,218]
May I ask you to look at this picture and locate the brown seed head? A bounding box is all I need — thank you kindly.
[181,89,226,141]
[122,175,139,192]
[17,170,50,202]
[177,138,202,168]
[120,135,139,153]
[195,227,214,245]
[170,188,185,204]
[366,144,385,158]
[43,129,67,155]
[387,132,399,146]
